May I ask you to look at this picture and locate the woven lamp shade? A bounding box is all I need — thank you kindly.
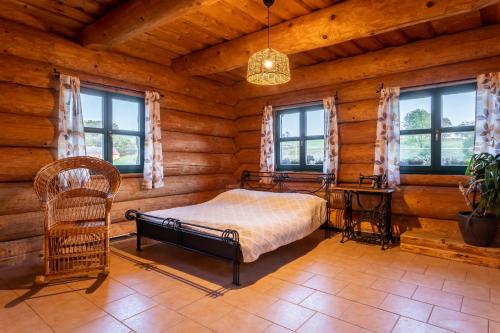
[247,48,290,85]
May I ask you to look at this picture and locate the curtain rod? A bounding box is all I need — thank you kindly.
[400,78,476,93]
[52,69,164,97]
[377,78,476,94]
[272,91,339,111]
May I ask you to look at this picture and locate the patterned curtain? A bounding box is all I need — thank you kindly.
[58,74,85,159]
[475,72,500,154]
[260,105,274,184]
[323,96,339,181]
[374,87,401,187]
[143,91,164,189]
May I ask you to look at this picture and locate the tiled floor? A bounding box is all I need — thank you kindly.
[1,231,500,333]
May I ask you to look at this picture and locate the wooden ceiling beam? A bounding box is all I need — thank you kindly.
[81,0,220,49]
[171,0,500,76]
[235,23,500,99]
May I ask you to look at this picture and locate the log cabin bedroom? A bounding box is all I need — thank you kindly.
[0,0,500,332]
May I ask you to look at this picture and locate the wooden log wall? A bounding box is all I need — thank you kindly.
[0,22,238,262]
[234,54,500,237]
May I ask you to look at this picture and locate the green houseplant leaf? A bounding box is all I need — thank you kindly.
[461,153,500,218]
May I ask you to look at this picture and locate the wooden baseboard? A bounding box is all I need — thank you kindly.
[401,230,500,268]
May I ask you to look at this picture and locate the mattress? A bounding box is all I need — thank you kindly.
[146,189,327,262]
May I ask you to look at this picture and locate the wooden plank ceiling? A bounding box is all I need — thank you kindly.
[2,0,500,86]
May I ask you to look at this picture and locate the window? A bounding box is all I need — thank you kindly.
[81,88,145,173]
[275,104,324,171]
[399,83,475,174]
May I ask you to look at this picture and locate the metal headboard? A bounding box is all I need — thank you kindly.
[239,170,335,196]
[240,170,335,232]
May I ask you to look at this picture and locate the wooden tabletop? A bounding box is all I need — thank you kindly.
[332,185,396,193]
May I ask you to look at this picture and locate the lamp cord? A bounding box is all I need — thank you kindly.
[267,5,270,49]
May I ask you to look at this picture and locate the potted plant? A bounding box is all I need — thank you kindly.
[458,153,500,247]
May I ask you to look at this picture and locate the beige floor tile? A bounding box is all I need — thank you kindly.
[130,274,181,297]
[123,304,184,333]
[490,321,500,333]
[335,269,379,287]
[390,258,427,274]
[301,261,345,277]
[462,297,500,322]
[392,317,452,333]
[466,269,500,289]
[426,264,467,282]
[371,277,417,298]
[179,296,236,326]
[26,291,106,332]
[413,286,463,311]
[340,302,399,333]
[302,275,350,294]
[208,308,272,333]
[271,267,315,284]
[380,294,433,322]
[222,288,278,314]
[300,291,353,318]
[11,281,73,298]
[442,279,490,301]
[110,266,159,286]
[492,288,500,304]
[102,293,157,320]
[257,299,314,331]
[402,271,445,289]
[152,284,206,310]
[164,318,213,333]
[69,278,136,306]
[365,266,406,281]
[71,314,131,333]
[297,312,366,333]
[264,280,315,304]
[262,324,293,332]
[0,305,54,333]
[429,306,488,333]
[337,283,388,307]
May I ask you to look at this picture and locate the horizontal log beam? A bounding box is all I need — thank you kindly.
[236,24,500,99]
[340,143,375,164]
[0,83,56,117]
[81,0,218,49]
[165,91,235,120]
[339,121,377,145]
[0,190,221,243]
[162,110,238,138]
[163,152,239,176]
[0,19,234,105]
[0,174,235,216]
[338,163,373,183]
[235,149,260,164]
[172,0,497,76]
[0,113,55,148]
[235,131,261,149]
[163,132,237,154]
[0,147,54,182]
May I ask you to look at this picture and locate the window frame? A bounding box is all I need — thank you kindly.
[81,87,145,174]
[399,82,476,175]
[275,104,324,172]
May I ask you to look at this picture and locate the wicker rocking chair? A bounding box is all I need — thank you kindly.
[34,156,121,283]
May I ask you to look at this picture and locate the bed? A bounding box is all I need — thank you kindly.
[125,171,335,285]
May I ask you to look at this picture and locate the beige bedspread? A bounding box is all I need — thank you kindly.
[146,189,326,262]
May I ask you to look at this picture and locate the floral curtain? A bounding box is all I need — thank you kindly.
[374,87,401,187]
[323,96,339,181]
[58,74,85,159]
[475,72,500,155]
[260,105,274,183]
[143,91,164,189]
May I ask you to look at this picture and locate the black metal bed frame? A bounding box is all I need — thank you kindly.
[125,170,335,285]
